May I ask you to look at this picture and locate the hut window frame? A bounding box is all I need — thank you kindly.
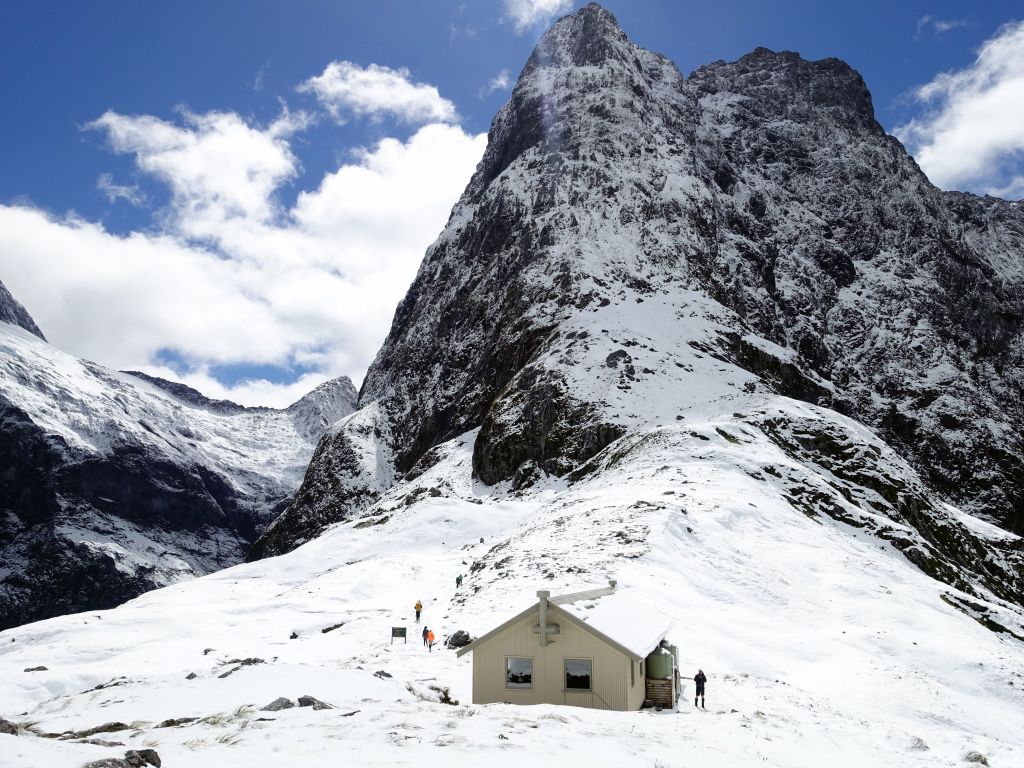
[564,657,593,692]
[505,656,534,690]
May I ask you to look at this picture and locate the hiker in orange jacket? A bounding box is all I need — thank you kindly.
[427,629,436,652]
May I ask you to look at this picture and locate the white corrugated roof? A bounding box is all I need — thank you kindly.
[560,591,672,658]
[550,584,617,604]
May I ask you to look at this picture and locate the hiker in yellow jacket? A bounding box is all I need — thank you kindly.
[415,600,423,622]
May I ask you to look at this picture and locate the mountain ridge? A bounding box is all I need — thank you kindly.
[0,312,357,630]
[0,278,46,341]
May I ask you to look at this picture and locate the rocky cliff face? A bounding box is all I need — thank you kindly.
[0,279,45,341]
[250,4,1024,615]
[0,309,356,630]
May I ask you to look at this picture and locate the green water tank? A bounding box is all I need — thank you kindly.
[645,648,673,679]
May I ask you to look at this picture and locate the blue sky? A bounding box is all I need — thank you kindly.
[1,1,1022,405]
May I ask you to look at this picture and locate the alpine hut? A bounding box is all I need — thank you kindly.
[456,582,679,710]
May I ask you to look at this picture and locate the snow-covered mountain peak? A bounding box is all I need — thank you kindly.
[525,2,632,70]
[0,278,45,341]
[287,376,358,442]
[693,46,879,130]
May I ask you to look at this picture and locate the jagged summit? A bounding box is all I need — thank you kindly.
[288,376,359,441]
[692,46,879,129]
[525,2,633,70]
[0,278,45,341]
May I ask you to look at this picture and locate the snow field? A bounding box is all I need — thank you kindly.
[2,407,1022,767]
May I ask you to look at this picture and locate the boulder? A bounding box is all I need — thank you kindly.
[137,749,161,767]
[297,695,333,710]
[83,760,132,768]
[446,630,472,649]
[261,697,294,712]
[0,717,18,735]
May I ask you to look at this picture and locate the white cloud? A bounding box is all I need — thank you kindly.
[0,114,486,407]
[503,0,572,34]
[96,173,146,206]
[298,61,458,124]
[480,68,512,97]
[895,20,1024,198]
[87,107,309,242]
[915,15,967,39]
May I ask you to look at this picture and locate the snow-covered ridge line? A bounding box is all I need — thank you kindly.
[0,319,356,630]
[0,278,45,341]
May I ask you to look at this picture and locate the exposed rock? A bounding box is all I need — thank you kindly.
[297,695,333,710]
[0,278,45,340]
[0,717,18,735]
[373,670,393,679]
[23,665,47,672]
[75,722,131,738]
[445,630,472,649]
[261,697,295,712]
[83,760,132,768]
[156,717,196,728]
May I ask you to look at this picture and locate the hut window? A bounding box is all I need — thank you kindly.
[564,658,592,691]
[506,657,533,689]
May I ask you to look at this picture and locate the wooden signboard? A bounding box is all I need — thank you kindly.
[391,626,407,644]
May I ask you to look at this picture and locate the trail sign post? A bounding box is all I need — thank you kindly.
[391,626,407,644]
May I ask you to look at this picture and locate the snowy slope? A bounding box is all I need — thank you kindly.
[0,319,356,629]
[1,409,1022,767]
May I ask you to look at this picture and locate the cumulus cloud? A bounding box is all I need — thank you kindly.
[0,112,486,407]
[915,15,967,39]
[480,68,512,97]
[895,20,1024,198]
[299,61,458,124]
[96,173,146,206]
[87,106,310,241]
[503,0,572,34]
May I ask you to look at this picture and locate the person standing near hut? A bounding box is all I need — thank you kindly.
[694,669,707,709]
[415,600,423,622]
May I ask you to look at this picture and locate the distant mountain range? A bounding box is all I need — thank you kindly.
[0,280,356,629]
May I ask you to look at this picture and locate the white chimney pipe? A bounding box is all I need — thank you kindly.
[537,590,550,647]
